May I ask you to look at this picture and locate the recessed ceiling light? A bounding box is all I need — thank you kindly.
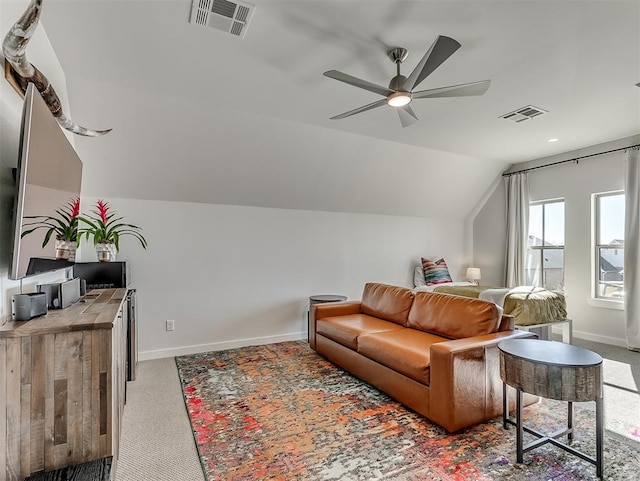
[548,138,559,143]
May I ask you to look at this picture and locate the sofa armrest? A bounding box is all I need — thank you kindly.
[428,329,536,432]
[431,329,534,356]
[309,301,362,350]
[498,314,515,331]
[314,301,362,319]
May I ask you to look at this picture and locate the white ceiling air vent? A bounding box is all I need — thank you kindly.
[500,105,548,123]
[190,0,255,39]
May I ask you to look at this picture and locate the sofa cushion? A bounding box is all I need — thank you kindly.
[316,314,404,350]
[407,291,501,339]
[361,283,414,326]
[357,329,448,385]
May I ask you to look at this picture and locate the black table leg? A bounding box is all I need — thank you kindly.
[503,382,508,429]
[516,387,523,463]
[596,395,604,478]
[568,401,573,441]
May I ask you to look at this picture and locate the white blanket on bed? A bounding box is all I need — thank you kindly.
[478,288,510,307]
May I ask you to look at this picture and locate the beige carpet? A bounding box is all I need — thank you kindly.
[115,357,204,481]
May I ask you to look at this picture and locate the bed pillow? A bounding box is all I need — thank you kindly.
[414,266,427,287]
[421,257,453,285]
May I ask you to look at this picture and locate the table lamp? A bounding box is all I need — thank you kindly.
[466,267,481,285]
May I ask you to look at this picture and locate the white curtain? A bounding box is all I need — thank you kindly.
[505,173,529,288]
[625,147,640,351]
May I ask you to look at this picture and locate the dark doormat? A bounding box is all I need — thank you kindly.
[23,457,112,481]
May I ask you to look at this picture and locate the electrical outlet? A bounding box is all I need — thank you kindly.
[166,319,175,331]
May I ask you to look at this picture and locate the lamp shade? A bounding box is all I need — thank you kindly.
[466,267,481,281]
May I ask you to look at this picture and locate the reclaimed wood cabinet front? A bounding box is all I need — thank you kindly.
[0,289,127,480]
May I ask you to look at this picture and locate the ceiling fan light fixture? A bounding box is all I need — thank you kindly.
[387,91,412,107]
[325,36,489,126]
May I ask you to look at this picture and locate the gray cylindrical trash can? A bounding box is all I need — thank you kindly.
[308,294,348,343]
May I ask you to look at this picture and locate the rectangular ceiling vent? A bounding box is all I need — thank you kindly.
[190,0,255,39]
[500,105,548,123]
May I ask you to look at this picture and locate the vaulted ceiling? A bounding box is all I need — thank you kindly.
[3,0,639,219]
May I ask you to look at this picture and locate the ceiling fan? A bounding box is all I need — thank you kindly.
[323,35,491,127]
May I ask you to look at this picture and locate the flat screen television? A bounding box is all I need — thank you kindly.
[9,83,83,280]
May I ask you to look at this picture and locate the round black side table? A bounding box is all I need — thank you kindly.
[499,339,604,478]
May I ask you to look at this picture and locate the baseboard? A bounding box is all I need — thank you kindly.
[561,327,627,347]
[140,328,628,360]
[139,331,307,361]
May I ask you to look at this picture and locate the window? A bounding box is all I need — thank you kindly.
[526,200,565,290]
[594,192,624,300]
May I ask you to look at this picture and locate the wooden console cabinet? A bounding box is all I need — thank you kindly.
[0,289,128,480]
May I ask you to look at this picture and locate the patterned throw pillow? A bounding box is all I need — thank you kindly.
[421,257,453,285]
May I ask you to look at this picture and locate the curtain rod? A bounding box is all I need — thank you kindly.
[502,143,640,177]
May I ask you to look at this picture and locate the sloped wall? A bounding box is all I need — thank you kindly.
[79,197,468,359]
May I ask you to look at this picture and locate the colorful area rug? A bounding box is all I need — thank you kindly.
[175,341,640,480]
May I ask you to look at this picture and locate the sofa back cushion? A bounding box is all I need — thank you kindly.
[407,291,500,339]
[361,283,415,325]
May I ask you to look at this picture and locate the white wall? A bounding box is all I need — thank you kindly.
[0,1,466,358]
[82,198,467,360]
[474,136,639,346]
[527,149,625,344]
[472,177,507,287]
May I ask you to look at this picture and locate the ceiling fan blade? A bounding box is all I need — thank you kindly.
[403,36,461,91]
[329,99,388,120]
[397,105,418,127]
[324,70,393,97]
[412,80,491,99]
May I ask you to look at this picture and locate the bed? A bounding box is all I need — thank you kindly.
[432,283,565,324]
[413,261,570,341]
[414,278,567,327]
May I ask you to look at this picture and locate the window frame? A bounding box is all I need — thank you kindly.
[527,198,565,291]
[592,191,624,304]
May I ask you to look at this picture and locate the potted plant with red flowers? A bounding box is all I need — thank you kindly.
[21,197,80,260]
[78,200,147,262]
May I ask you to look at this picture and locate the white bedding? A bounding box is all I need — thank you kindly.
[414,281,476,292]
[478,288,510,307]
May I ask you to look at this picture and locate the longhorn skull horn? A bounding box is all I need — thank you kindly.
[2,0,111,137]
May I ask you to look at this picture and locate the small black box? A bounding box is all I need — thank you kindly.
[73,262,128,289]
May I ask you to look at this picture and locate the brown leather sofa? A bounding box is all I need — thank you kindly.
[310,282,536,432]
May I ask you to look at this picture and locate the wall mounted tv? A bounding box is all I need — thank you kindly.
[9,83,83,280]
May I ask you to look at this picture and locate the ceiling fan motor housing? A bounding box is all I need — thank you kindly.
[389,75,408,91]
